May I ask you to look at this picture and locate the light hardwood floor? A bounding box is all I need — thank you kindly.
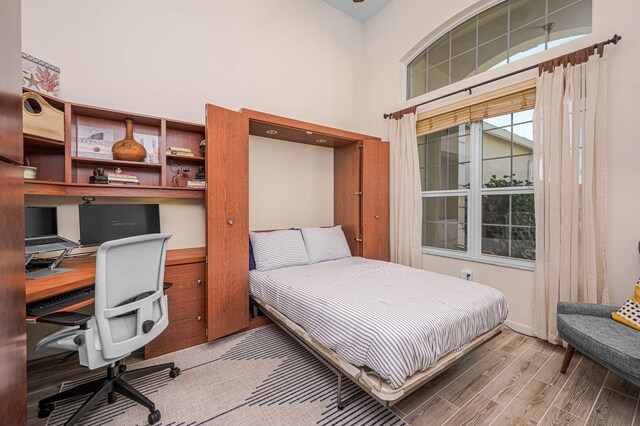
[27,328,639,425]
[391,328,639,426]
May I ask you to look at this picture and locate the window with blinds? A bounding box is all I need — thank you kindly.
[417,79,536,135]
[418,79,536,267]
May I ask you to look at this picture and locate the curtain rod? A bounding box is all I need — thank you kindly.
[383,34,622,119]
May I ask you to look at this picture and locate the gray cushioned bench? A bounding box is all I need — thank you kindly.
[557,302,640,387]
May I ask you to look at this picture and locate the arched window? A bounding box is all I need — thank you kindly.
[407,0,592,99]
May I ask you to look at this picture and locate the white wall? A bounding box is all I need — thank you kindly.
[363,0,640,331]
[21,0,367,248]
[249,136,334,231]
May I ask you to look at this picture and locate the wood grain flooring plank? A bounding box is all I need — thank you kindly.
[480,348,550,406]
[554,357,608,419]
[403,395,458,426]
[634,400,640,426]
[536,349,584,389]
[396,355,484,415]
[529,338,560,355]
[603,372,640,399]
[392,330,516,416]
[539,406,586,426]
[586,388,637,426]
[493,378,560,425]
[438,350,516,407]
[497,334,535,357]
[466,328,517,362]
[441,394,503,426]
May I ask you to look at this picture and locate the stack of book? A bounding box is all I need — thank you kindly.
[107,172,139,185]
[186,180,206,188]
[166,146,194,157]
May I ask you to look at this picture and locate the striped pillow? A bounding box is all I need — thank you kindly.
[249,230,310,271]
[301,226,352,264]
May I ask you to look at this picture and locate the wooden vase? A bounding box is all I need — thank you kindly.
[112,119,146,162]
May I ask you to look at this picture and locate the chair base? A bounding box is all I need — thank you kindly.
[38,361,180,426]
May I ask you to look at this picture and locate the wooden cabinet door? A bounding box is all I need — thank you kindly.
[334,142,362,256]
[0,0,26,421]
[205,105,249,341]
[0,0,22,164]
[0,161,26,422]
[361,140,390,261]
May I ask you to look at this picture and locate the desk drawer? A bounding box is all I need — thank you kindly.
[144,262,207,359]
[164,263,206,303]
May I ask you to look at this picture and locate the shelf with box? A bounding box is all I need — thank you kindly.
[21,89,206,198]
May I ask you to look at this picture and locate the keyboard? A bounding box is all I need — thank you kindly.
[26,237,68,247]
[27,285,95,317]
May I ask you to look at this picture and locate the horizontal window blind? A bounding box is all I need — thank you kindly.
[416,78,536,135]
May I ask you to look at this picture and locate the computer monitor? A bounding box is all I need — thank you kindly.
[79,204,161,246]
[25,207,58,238]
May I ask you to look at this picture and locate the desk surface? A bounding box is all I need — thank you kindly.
[26,247,206,303]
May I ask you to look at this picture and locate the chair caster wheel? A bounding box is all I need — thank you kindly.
[38,403,54,418]
[119,364,127,374]
[148,409,161,424]
[169,367,181,378]
[108,392,117,404]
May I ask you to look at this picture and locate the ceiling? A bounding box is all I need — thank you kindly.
[322,0,394,22]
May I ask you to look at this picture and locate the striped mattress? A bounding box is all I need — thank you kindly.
[249,257,509,389]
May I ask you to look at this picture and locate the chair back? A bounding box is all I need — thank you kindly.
[93,233,172,360]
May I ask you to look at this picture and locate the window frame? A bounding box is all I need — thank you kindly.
[421,119,535,270]
[405,0,593,100]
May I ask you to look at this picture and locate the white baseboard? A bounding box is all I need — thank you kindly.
[504,320,534,336]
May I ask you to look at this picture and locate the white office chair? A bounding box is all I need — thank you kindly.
[35,233,180,425]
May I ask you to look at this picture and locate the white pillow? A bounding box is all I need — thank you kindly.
[249,229,310,271]
[301,226,352,264]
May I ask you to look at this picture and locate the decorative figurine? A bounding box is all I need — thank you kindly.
[89,167,108,184]
[171,164,190,187]
[199,139,206,157]
[195,166,205,180]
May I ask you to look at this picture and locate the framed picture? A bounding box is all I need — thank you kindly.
[77,125,115,159]
[134,133,160,164]
[22,53,60,97]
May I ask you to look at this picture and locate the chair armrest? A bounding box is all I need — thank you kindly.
[557,302,618,318]
[36,312,92,327]
[163,282,173,291]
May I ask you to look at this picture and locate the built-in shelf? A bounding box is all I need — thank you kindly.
[165,154,206,163]
[24,180,205,199]
[21,88,206,199]
[24,135,66,150]
[71,156,162,169]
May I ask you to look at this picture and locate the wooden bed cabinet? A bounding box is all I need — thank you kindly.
[361,139,390,261]
[335,139,390,261]
[205,105,250,341]
[204,106,388,343]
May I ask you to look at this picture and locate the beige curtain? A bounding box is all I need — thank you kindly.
[389,112,422,267]
[532,52,610,344]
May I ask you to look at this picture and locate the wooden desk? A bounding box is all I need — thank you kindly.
[26,247,206,321]
[26,247,208,359]
[26,247,205,303]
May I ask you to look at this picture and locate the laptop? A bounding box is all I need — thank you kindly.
[25,207,80,255]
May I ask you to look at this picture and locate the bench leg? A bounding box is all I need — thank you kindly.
[561,345,575,374]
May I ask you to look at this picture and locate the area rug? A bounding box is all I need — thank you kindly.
[46,324,405,425]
